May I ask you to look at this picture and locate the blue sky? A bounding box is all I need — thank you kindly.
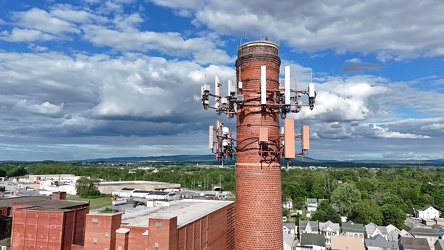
[0,0,443,161]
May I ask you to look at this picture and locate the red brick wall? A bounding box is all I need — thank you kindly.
[148,217,178,250]
[234,41,283,249]
[175,202,235,250]
[120,225,149,250]
[52,191,67,200]
[0,207,7,216]
[84,213,121,250]
[11,210,65,250]
[115,228,130,250]
[73,207,87,244]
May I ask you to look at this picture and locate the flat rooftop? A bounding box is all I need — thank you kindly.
[98,181,180,186]
[120,199,234,228]
[0,196,89,210]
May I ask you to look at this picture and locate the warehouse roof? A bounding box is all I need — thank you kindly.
[0,196,89,210]
[120,199,234,228]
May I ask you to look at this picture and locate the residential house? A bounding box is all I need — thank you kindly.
[284,223,296,236]
[341,221,365,238]
[416,205,440,220]
[284,231,296,250]
[387,224,402,241]
[299,220,319,235]
[330,234,364,250]
[365,234,398,250]
[284,198,293,210]
[409,227,439,250]
[365,222,388,239]
[435,239,444,250]
[296,233,326,250]
[318,220,340,246]
[306,198,318,212]
[398,237,431,250]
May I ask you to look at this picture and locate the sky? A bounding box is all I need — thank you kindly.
[0,0,443,161]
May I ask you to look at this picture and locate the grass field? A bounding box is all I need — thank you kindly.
[67,195,112,210]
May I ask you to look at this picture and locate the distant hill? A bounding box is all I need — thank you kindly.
[77,155,444,167]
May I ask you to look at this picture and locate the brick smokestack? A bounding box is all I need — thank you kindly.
[52,191,67,200]
[235,40,283,249]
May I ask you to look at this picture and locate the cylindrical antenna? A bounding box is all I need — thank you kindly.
[284,66,291,105]
[261,66,267,105]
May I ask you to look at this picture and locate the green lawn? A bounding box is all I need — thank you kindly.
[67,195,112,210]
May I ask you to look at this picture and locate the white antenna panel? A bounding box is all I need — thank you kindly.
[222,126,229,135]
[284,66,291,105]
[309,83,315,98]
[238,81,242,89]
[215,76,220,108]
[209,126,214,149]
[261,66,266,105]
[228,80,236,95]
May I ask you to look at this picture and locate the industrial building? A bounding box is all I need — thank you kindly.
[98,181,180,194]
[1,195,234,250]
[0,193,89,250]
[84,199,234,250]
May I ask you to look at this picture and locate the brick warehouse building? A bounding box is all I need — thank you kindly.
[0,194,90,250]
[2,196,234,250]
[83,200,235,250]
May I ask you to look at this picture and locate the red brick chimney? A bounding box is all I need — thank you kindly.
[235,40,283,249]
[52,191,67,200]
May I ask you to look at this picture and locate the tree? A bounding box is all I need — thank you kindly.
[381,204,407,228]
[75,177,101,198]
[348,199,383,225]
[311,200,341,223]
[6,166,27,177]
[0,168,6,177]
[331,182,362,215]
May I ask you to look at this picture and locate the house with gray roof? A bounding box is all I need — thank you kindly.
[299,220,319,235]
[319,220,340,246]
[398,237,431,250]
[365,234,398,250]
[409,227,439,250]
[416,205,440,220]
[284,231,296,250]
[341,221,365,238]
[296,233,326,250]
[284,223,296,236]
[365,222,388,239]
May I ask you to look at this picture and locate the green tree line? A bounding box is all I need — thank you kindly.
[3,162,444,227]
